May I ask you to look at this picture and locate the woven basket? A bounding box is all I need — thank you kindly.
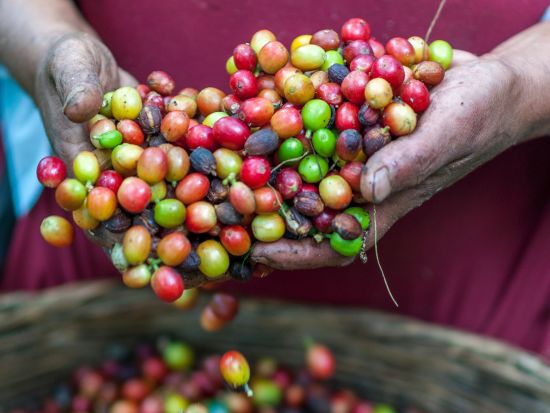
[0,280,549,413]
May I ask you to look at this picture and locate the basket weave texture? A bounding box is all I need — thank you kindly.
[0,280,549,413]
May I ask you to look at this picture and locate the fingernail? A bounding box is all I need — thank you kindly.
[373,167,391,203]
[63,86,86,110]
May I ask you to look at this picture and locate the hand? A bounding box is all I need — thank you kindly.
[35,32,137,249]
[252,51,526,270]
[35,32,136,163]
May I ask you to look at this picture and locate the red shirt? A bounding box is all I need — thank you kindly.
[3,0,550,354]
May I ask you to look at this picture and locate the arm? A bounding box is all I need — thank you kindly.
[253,21,550,269]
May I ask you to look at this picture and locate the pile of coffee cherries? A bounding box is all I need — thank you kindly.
[11,339,423,413]
[37,17,452,302]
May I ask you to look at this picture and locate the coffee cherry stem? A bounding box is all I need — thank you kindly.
[243,383,254,397]
[147,257,162,272]
[222,172,238,186]
[270,153,308,174]
[313,233,326,243]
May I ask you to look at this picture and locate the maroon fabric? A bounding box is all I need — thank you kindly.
[3,0,550,354]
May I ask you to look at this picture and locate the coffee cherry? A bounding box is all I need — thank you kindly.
[258,41,289,74]
[151,266,184,302]
[342,40,373,64]
[72,202,100,230]
[200,305,226,332]
[275,168,303,199]
[166,146,190,182]
[112,87,143,120]
[233,43,257,71]
[187,125,217,151]
[154,199,186,228]
[336,129,362,161]
[213,117,250,150]
[382,101,417,136]
[270,107,303,139]
[350,54,375,72]
[298,155,328,183]
[210,293,240,321]
[400,79,430,113]
[213,148,243,179]
[226,56,238,74]
[251,29,277,53]
[277,138,304,164]
[55,178,87,211]
[302,99,331,132]
[312,129,337,157]
[364,78,392,109]
[284,74,315,105]
[274,66,302,95]
[40,215,74,247]
[254,186,282,214]
[222,93,243,115]
[291,44,326,71]
[185,201,217,233]
[386,37,416,66]
[316,83,343,106]
[147,71,175,96]
[407,36,429,63]
[197,87,225,116]
[197,240,230,278]
[238,97,274,127]
[313,208,337,233]
[161,111,190,142]
[230,70,259,100]
[327,64,349,86]
[229,182,256,215]
[173,288,199,310]
[220,225,251,256]
[311,29,340,51]
[341,18,371,42]
[117,120,145,145]
[73,151,100,185]
[429,39,453,70]
[306,344,335,380]
[157,232,191,266]
[167,95,197,117]
[117,177,151,213]
[240,156,271,189]
[137,147,168,184]
[339,161,362,192]
[252,213,285,242]
[363,126,391,156]
[112,143,144,176]
[36,156,67,188]
[319,176,352,210]
[335,102,360,131]
[371,55,405,90]
[87,187,117,221]
[122,264,152,288]
[123,225,152,265]
[413,60,445,86]
[220,351,251,388]
[176,173,210,205]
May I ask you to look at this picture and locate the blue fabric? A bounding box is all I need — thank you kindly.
[0,66,51,217]
[543,6,550,21]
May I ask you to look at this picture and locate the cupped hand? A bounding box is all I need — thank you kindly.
[35,32,136,163]
[252,51,525,270]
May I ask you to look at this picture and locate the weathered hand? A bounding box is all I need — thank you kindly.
[252,50,529,270]
[35,32,136,163]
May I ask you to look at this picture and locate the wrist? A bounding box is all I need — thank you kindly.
[485,23,550,142]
